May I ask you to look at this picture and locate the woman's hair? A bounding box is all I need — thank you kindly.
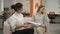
[11,5,15,9]
[37,5,45,13]
[14,3,23,11]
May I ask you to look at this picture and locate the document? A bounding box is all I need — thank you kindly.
[28,21,42,25]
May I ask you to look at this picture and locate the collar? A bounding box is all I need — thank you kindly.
[14,12,23,17]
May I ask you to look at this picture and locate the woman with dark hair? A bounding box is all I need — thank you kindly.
[29,5,50,34]
[11,5,15,9]
[8,3,34,34]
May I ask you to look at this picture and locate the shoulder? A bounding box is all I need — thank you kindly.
[8,14,17,21]
[20,13,24,17]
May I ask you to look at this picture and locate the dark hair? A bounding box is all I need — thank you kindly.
[37,5,45,13]
[11,5,15,9]
[14,3,23,11]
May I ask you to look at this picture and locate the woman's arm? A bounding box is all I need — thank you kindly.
[15,25,24,29]
[44,15,50,33]
[15,22,29,29]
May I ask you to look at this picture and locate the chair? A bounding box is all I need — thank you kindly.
[48,12,55,24]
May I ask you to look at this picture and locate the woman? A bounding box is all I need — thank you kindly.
[31,5,50,34]
[7,3,34,34]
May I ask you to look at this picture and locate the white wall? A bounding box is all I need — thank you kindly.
[4,0,15,8]
[0,0,4,15]
[45,0,60,14]
[2,0,60,14]
[4,0,30,13]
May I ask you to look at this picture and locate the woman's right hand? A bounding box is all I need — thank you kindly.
[23,23,29,28]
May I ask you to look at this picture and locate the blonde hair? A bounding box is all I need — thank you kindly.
[37,5,45,13]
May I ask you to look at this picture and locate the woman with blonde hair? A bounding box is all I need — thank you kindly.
[30,5,50,34]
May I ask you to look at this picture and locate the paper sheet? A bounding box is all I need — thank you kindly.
[28,21,42,25]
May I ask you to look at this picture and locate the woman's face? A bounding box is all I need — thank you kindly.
[39,7,45,14]
[17,7,23,13]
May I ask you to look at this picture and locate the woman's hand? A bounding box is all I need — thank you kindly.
[15,22,30,29]
[23,23,29,28]
[15,25,24,29]
[44,26,47,33]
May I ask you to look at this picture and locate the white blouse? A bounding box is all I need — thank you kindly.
[8,12,25,32]
[30,14,50,26]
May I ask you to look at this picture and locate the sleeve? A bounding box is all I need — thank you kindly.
[44,15,50,23]
[8,17,17,32]
[28,15,42,26]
